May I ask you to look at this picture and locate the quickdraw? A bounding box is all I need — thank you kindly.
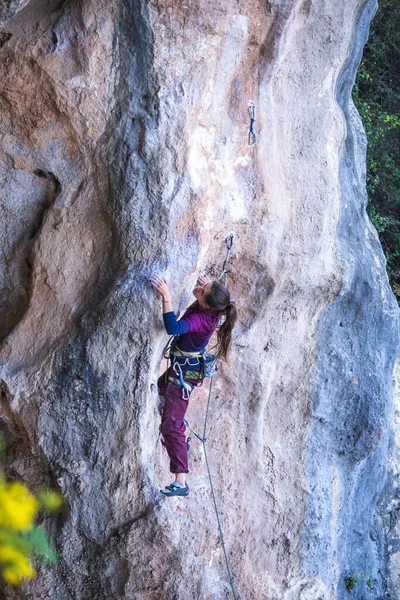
[172,361,193,400]
[248,101,256,146]
[216,233,234,286]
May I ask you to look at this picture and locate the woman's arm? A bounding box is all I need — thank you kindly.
[149,275,190,335]
[149,275,173,314]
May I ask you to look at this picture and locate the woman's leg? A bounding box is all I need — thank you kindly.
[158,373,190,481]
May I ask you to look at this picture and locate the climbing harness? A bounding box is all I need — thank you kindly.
[164,338,217,398]
[162,233,239,600]
[163,342,204,399]
[248,101,256,146]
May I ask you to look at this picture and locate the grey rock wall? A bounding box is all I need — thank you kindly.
[0,0,398,599]
[304,1,400,597]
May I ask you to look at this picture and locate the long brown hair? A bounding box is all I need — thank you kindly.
[205,281,237,362]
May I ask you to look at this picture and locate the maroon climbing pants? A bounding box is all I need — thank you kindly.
[158,368,202,474]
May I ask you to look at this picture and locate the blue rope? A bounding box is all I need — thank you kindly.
[202,376,239,600]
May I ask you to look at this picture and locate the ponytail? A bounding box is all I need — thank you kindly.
[204,282,237,363]
[216,302,237,363]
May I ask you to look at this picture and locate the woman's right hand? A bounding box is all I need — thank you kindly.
[197,274,211,287]
[149,275,171,300]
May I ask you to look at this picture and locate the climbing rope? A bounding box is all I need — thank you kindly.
[160,234,239,599]
[202,381,239,600]
[185,233,239,600]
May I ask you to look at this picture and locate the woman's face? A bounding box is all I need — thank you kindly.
[193,282,213,307]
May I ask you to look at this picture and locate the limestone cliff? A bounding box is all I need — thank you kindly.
[0,0,399,599]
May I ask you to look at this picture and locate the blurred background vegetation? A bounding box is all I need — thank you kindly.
[0,435,62,588]
[353,0,400,301]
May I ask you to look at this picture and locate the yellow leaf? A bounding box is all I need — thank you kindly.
[2,567,20,586]
[0,480,38,531]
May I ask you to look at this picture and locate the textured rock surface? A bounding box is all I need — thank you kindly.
[0,0,31,27]
[0,0,399,599]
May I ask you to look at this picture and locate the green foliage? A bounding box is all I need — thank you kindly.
[1,526,58,564]
[353,0,400,300]
[367,578,374,589]
[344,574,359,592]
[21,527,58,563]
[37,490,64,513]
[0,436,63,586]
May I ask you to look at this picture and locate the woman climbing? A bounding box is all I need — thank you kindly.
[150,273,237,497]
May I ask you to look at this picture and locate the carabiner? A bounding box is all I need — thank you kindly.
[221,260,232,274]
[181,386,190,401]
[248,101,256,145]
[173,361,192,399]
[225,233,234,250]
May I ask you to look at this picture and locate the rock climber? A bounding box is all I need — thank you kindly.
[150,273,237,497]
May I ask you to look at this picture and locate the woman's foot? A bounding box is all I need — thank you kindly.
[160,482,190,497]
[175,473,186,487]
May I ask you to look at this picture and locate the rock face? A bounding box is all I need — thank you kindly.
[0,0,399,599]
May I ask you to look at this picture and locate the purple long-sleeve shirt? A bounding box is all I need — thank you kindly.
[163,301,221,352]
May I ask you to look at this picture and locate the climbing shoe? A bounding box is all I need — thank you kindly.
[160,482,190,497]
